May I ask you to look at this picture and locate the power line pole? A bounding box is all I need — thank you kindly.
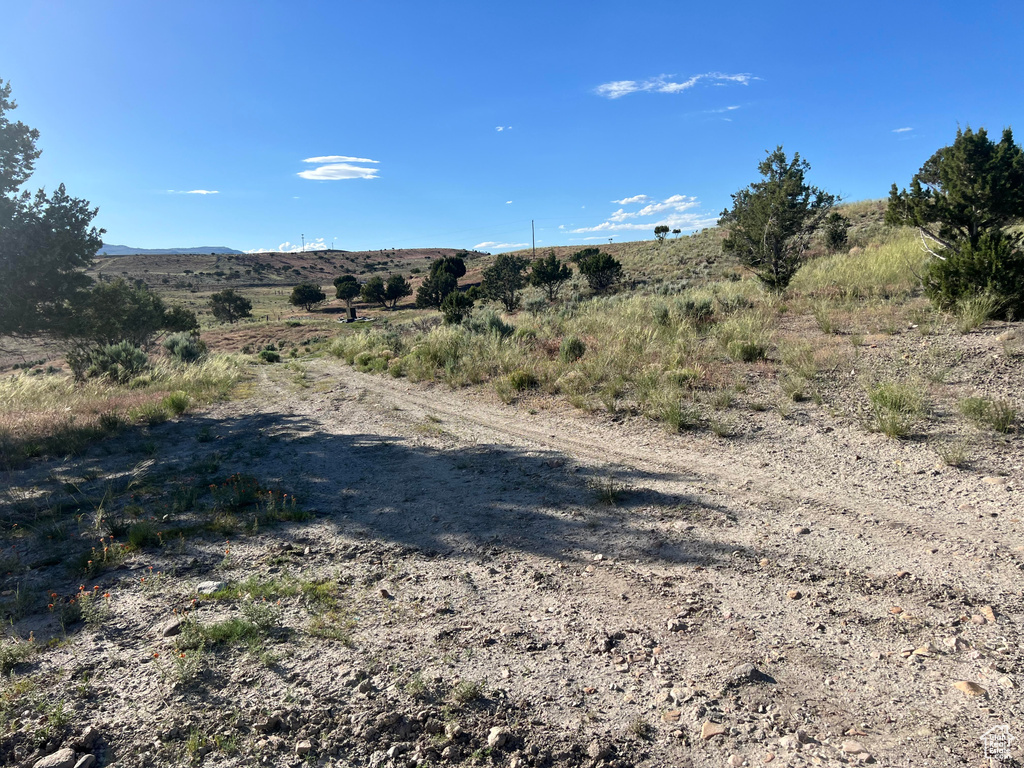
[532,220,535,258]
[301,234,305,252]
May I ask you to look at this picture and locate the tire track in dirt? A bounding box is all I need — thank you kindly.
[296,361,1022,611]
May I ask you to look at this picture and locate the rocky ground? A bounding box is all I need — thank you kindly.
[1,342,1022,768]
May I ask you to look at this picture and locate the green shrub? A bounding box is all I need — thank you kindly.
[507,369,537,391]
[258,348,281,363]
[679,298,714,326]
[560,335,586,362]
[440,291,474,325]
[726,339,768,362]
[466,309,513,338]
[162,332,207,363]
[925,226,1024,319]
[80,341,149,383]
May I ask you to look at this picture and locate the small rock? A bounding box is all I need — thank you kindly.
[888,606,903,615]
[779,735,800,751]
[842,740,868,754]
[587,740,612,761]
[912,643,937,657]
[980,605,997,623]
[73,757,96,768]
[793,526,810,535]
[379,587,394,600]
[728,756,744,767]
[357,679,374,693]
[32,748,76,768]
[982,476,1007,485]
[701,721,727,740]
[157,618,181,637]
[953,680,987,697]
[72,727,100,751]
[295,740,312,756]
[196,580,225,595]
[728,662,771,685]
[971,614,987,625]
[943,636,969,652]
[759,558,771,567]
[786,590,802,600]
[254,715,281,733]
[445,723,463,739]
[762,753,776,764]
[387,742,412,758]
[662,710,682,723]
[487,727,510,749]
[667,619,686,632]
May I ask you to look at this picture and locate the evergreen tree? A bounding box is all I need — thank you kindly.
[886,126,1024,250]
[289,283,327,311]
[528,252,573,300]
[721,147,836,290]
[823,212,850,252]
[887,127,1024,316]
[0,79,104,337]
[415,255,465,309]
[572,249,623,294]
[481,254,530,312]
[333,274,360,310]
[209,289,252,323]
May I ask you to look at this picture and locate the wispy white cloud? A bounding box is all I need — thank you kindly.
[247,238,328,254]
[706,105,741,114]
[495,126,513,132]
[572,194,715,234]
[167,189,220,195]
[298,155,380,180]
[612,194,650,205]
[505,200,513,204]
[302,155,379,164]
[473,241,528,251]
[595,72,757,99]
[892,127,913,133]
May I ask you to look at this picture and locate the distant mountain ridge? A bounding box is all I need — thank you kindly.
[97,243,242,256]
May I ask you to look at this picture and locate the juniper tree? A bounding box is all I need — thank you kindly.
[721,147,836,291]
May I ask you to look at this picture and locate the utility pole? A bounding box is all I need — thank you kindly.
[532,220,535,258]
[301,234,305,252]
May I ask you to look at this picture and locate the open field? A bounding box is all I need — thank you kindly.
[2,206,1023,768]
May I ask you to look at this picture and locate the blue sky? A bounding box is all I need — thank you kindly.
[4,1,1024,253]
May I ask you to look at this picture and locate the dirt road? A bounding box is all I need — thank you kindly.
[3,358,1021,767]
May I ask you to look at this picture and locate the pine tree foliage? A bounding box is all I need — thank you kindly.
[721,147,836,290]
[0,79,104,337]
[887,126,1024,316]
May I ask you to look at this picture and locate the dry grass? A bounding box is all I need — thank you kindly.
[0,356,242,466]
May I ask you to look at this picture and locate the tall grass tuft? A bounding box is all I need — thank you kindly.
[791,228,926,299]
[867,380,927,438]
